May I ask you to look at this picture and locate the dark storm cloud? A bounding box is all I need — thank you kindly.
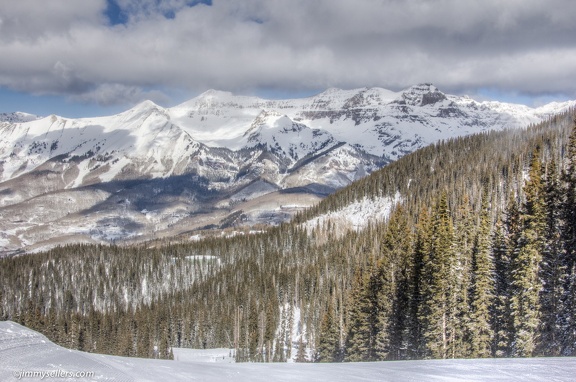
[0,0,575,106]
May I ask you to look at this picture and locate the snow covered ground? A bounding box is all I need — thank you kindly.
[302,193,402,235]
[172,347,234,363]
[1,321,575,381]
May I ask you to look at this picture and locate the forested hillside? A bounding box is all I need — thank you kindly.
[1,109,576,362]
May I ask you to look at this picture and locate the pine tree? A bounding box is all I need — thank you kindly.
[117,315,134,357]
[538,157,565,356]
[420,193,455,359]
[159,325,171,360]
[409,207,432,359]
[510,148,545,357]
[562,264,576,355]
[372,240,394,360]
[263,301,277,362]
[316,300,340,362]
[491,218,512,357]
[136,311,152,358]
[46,306,61,346]
[468,190,495,358]
[295,336,308,362]
[344,265,379,362]
[450,197,475,358]
[272,301,288,362]
[246,298,260,361]
[379,205,413,360]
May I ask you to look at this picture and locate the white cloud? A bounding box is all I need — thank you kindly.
[1,0,575,107]
[0,0,105,41]
[71,83,169,106]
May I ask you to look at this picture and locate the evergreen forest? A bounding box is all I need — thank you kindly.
[2,109,576,362]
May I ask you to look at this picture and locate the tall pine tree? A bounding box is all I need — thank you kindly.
[469,189,495,358]
[408,207,432,359]
[344,262,380,362]
[491,217,513,357]
[316,298,341,362]
[420,193,455,359]
[379,205,413,360]
[510,148,545,357]
[538,157,565,356]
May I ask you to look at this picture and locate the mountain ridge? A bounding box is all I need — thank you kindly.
[0,84,574,254]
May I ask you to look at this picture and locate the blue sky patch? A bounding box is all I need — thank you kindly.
[187,0,212,6]
[104,0,128,26]
[104,0,212,25]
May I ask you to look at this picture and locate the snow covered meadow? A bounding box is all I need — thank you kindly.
[1,321,575,382]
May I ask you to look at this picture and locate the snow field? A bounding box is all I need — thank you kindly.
[303,192,402,235]
[2,321,576,382]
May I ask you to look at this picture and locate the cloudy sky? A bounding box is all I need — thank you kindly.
[1,0,576,117]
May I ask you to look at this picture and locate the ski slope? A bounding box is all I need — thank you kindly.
[1,321,575,381]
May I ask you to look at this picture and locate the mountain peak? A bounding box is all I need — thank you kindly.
[172,90,261,111]
[198,89,234,99]
[128,99,162,114]
[0,111,42,123]
[398,83,447,106]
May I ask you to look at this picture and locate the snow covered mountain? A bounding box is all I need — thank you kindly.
[0,84,573,254]
[0,111,40,123]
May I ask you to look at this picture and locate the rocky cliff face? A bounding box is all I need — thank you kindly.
[0,84,573,254]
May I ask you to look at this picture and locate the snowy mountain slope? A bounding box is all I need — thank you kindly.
[169,84,575,158]
[302,193,402,236]
[0,84,574,254]
[2,84,571,187]
[2,321,575,382]
[0,102,203,186]
[0,111,40,123]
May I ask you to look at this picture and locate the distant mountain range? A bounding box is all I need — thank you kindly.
[0,83,573,254]
[0,111,40,124]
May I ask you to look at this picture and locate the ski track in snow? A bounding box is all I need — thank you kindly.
[1,321,575,382]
